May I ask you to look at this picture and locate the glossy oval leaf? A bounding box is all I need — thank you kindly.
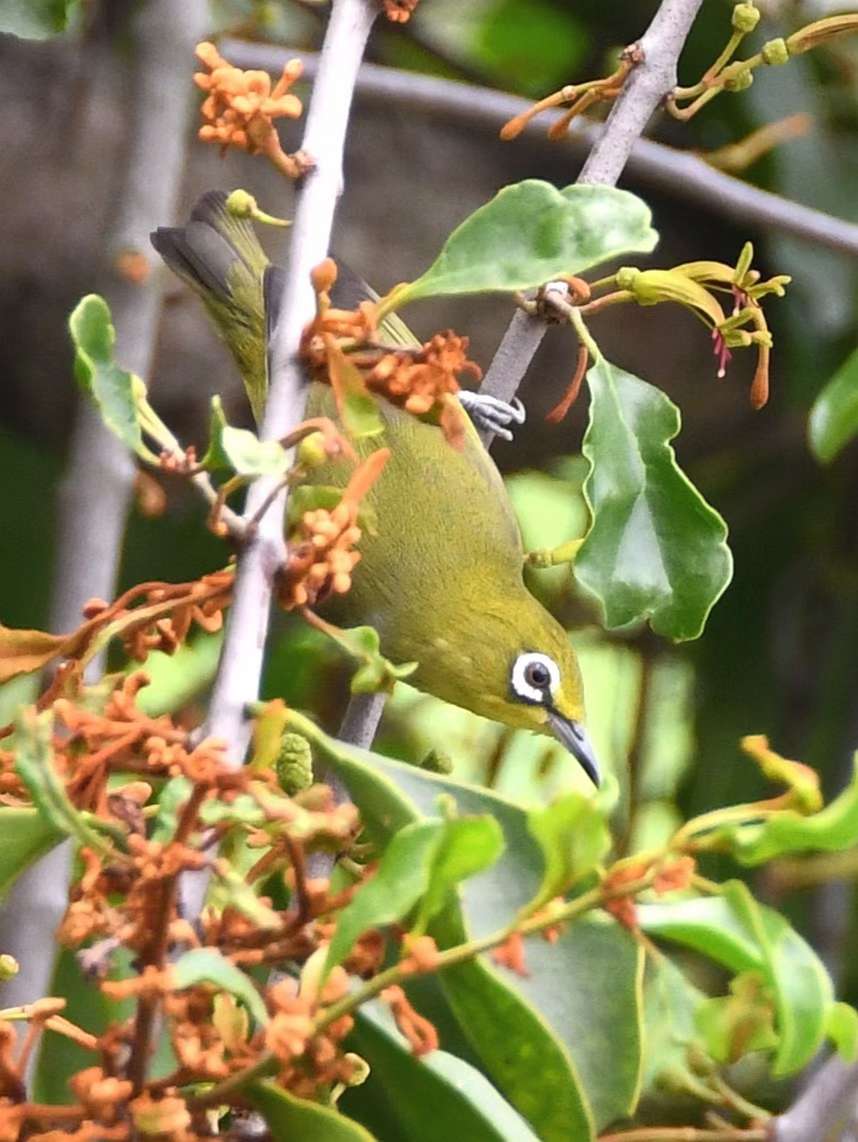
[395,182,657,305]
[0,807,62,900]
[294,715,644,1136]
[809,346,858,463]
[246,1080,377,1142]
[640,880,835,1075]
[344,1003,539,1142]
[576,359,732,641]
[68,294,154,461]
[325,815,503,978]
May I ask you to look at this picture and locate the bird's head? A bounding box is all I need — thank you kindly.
[421,588,601,787]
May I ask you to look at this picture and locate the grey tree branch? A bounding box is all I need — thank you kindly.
[772,1056,858,1141]
[0,0,209,1022]
[223,41,858,258]
[202,0,378,773]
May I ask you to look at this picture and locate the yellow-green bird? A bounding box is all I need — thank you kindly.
[151,191,600,785]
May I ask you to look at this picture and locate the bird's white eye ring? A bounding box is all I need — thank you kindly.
[510,652,560,706]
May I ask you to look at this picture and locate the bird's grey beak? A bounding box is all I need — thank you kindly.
[547,712,601,787]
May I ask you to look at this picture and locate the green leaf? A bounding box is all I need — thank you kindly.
[695,971,779,1065]
[329,625,417,694]
[172,947,269,1026]
[524,790,611,914]
[703,753,858,865]
[0,807,62,900]
[639,955,706,1095]
[326,820,444,975]
[343,1002,540,1142]
[640,880,835,1075]
[326,814,502,975]
[203,397,290,476]
[246,1080,377,1142]
[393,182,657,305]
[68,295,154,462]
[294,715,643,1137]
[809,347,858,462]
[14,709,109,855]
[576,359,732,641]
[827,1002,858,1062]
[0,0,77,38]
[326,337,384,438]
[412,814,504,933]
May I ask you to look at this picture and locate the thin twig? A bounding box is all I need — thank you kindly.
[181,0,379,923]
[223,41,858,259]
[0,0,208,1034]
[481,0,703,443]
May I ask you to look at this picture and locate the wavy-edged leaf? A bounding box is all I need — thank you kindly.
[203,396,290,476]
[394,182,657,305]
[705,753,858,866]
[325,814,503,977]
[809,346,858,463]
[576,359,732,641]
[246,1080,377,1142]
[640,880,835,1075]
[173,947,269,1025]
[295,716,643,1137]
[0,626,70,684]
[344,1003,539,1142]
[525,790,611,914]
[68,295,155,461]
[0,807,62,899]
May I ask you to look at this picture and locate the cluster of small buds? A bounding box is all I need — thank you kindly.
[279,448,389,611]
[194,42,311,178]
[304,259,480,447]
[367,331,482,417]
[280,498,363,611]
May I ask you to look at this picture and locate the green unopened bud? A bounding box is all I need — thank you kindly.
[762,37,790,66]
[733,241,754,285]
[421,749,454,774]
[276,732,313,795]
[615,266,641,293]
[0,955,19,981]
[225,189,291,228]
[297,431,328,469]
[724,67,754,91]
[732,3,760,33]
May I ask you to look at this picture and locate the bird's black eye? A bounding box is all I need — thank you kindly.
[524,660,551,689]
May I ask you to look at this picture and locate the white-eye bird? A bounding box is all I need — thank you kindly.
[152,191,600,785]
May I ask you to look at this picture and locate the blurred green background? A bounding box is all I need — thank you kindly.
[1,0,858,1006]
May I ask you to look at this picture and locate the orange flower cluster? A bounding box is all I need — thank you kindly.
[194,42,311,178]
[279,448,389,611]
[382,0,421,20]
[303,259,481,447]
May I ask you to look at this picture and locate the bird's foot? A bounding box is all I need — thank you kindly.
[458,391,526,441]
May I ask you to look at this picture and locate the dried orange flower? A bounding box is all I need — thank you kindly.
[279,449,389,611]
[382,0,420,20]
[653,855,696,895]
[303,259,479,447]
[381,986,439,1056]
[492,931,529,977]
[194,42,311,178]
